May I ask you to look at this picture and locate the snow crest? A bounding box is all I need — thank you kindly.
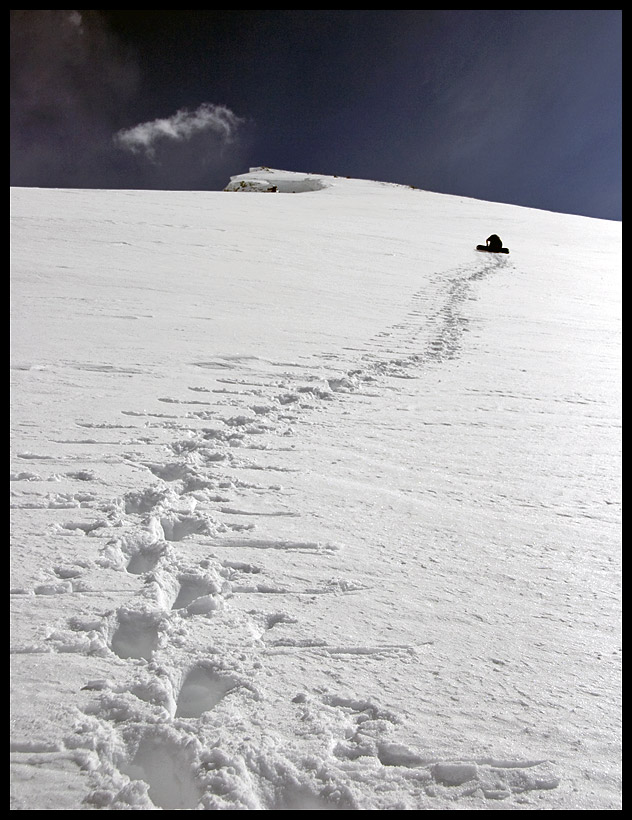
[224,167,330,194]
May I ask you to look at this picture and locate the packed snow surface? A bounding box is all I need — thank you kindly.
[10,168,621,810]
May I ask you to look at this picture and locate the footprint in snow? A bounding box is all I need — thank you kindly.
[121,731,202,810]
[174,664,240,718]
[126,546,166,575]
[158,511,217,541]
[170,572,224,611]
[110,610,161,662]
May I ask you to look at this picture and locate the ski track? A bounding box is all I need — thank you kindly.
[10,254,566,810]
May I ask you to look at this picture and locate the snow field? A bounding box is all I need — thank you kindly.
[10,170,621,809]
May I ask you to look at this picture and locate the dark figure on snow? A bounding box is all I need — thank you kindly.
[486,234,503,252]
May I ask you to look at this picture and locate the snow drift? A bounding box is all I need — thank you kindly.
[10,169,621,810]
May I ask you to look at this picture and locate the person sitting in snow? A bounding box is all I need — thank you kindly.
[485,234,503,252]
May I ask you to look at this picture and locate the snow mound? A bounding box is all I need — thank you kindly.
[224,167,330,193]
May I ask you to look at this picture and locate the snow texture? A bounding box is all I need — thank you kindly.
[10,168,621,810]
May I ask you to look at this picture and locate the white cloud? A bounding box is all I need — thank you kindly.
[115,103,245,159]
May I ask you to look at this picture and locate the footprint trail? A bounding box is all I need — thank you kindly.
[11,252,562,811]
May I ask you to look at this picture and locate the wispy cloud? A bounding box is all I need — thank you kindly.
[11,12,247,190]
[115,103,245,159]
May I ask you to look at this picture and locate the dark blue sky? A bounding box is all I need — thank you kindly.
[10,10,621,220]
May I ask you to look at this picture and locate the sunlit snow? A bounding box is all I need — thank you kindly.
[10,168,621,810]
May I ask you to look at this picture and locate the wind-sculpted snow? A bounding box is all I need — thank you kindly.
[224,167,332,193]
[10,173,621,809]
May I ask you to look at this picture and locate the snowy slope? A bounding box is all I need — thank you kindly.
[10,169,621,810]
